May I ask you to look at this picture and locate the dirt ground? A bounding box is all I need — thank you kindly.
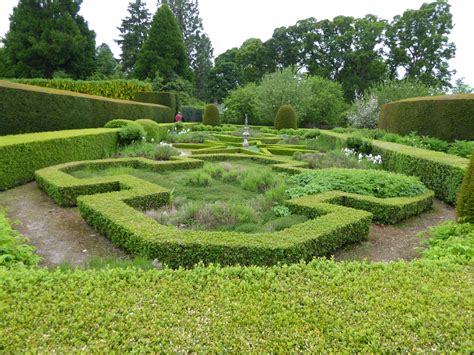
[0,182,127,268]
[0,183,455,267]
[333,200,455,262]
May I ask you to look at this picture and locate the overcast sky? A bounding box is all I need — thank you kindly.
[0,0,472,85]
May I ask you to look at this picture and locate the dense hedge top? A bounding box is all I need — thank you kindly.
[0,128,117,147]
[395,93,474,102]
[11,79,153,101]
[0,260,471,352]
[0,80,160,107]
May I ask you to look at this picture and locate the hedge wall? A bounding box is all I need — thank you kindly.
[0,128,118,190]
[35,155,433,268]
[11,79,152,100]
[134,91,177,115]
[319,130,468,205]
[378,94,474,141]
[0,81,174,135]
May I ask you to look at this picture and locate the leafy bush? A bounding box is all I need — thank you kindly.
[456,153,474,223]
[186,171,212,187]
[448,140,474,158]
[0,81,173,135]
[293,151,379,170]
[0,129,118,190]
[104,119,136,129]
[346,136,373,154]
[303,129,320,139]
[287,169,427,199]
[135,119,162,142]
[274,105,297,130]
[0,209,40,268]
[118,124,146,145]
[12,78,152,100]
[222,83,259,124]
[134,91,177,114]
[240,170,284,193]
[347,93,379,128]
[379,94,474,141]
[114,142,156,159]
[421,221,473,263]
[181,105,204,122]
[203,104,221,126]
[155,144,180,160]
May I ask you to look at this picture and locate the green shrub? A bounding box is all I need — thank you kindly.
[240,170,283,193]
[0,209,40,268]
[275,105,297,130]
[346,136,373,154]
[118,125,146,145]
[448,140,474,158]
[202,104,221,126]
[0,80,173,135]
[0,259,471,352]
[186,171,212,187]
[114,142,156,159]
[11,78,152,100]
[134,91,177,114]
[456,152,474,223]
[379,94,474,141]
[135,119,162,142]
[421,221,473,263]
[303,129,320,139]
[104,119,137,129]
[293,151,379,170]
[181,105,203,122]
[155,144,180,160]
[0,129,118,190]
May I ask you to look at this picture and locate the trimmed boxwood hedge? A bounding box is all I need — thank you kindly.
[0,80,173,135]
[1,260,471,352]
[0,128,119,190]
[35,155,433,267]
[319,130,469,205]
[378,94,474,141]
[134,91,177,115]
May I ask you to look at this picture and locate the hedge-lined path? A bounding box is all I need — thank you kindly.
[0,182,456,266]
[0,182,127,267]
[334,200,455,262]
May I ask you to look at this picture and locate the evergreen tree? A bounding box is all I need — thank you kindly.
[93,43,117,79]
[3,0,95,79]
[194,33,213,100]
[116,0,151,74]
[135,4,190,82]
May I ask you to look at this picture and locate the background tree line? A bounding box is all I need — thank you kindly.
[0,0,460,109]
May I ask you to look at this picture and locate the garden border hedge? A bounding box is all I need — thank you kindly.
[0,80,174,135]
[35,155,433,267]
[0,128,119,190]
[318,130,469,205]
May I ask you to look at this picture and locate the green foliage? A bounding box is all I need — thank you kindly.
[448,141,474,158]
[222,83,259,124]
[456,153,474,223]
[3,0,96,79]
[181,105,204,122]
[104,119,137,129]
[322,130,468,204]
[288,168,427,199]
[203,104,221,126]
[135,119,162,142]
[0,209,40,268]
[0,80,173,135]
[386,0,455,88]
[0,259,472,352]
[12,78,152,100]
[293,151,379,170]
[134,4,190,82]
[155,144,180,160]
[118,124,146,145]
[185,171,212,187]
[114,142,156,159]
[116,0,151,74]
[0,128,118,191]
[421,221,473,263]
[92,43,118,79]
[274,105,297,130]
[379,94,474,141]
[346,137,373,154]
[134,91,177,113]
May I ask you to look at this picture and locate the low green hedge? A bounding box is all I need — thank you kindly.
[0,128,119,190]
[11,78,152,100]
[1,260,471,352]
[0,80,173,135]
[319,130,468,205]
[378,94,474,141]
[35,155,433,267]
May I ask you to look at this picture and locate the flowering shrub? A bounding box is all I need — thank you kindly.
[342,148,382,165]
[347,93,379,128]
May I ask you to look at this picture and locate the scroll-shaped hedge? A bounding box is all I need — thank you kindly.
[35,155,434,267]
